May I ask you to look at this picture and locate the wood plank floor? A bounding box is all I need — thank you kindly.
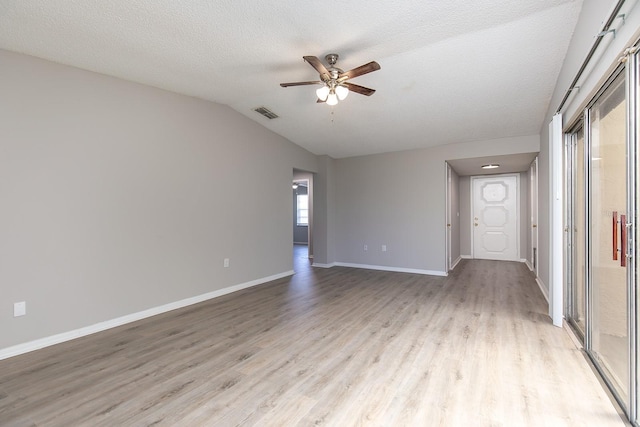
[0,258,627,426]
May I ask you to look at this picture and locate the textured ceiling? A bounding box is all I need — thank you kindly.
[0,0,583,159]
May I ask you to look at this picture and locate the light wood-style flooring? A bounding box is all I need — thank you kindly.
[0,257,627,426]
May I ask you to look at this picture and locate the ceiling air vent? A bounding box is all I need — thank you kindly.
[253,107,279,119]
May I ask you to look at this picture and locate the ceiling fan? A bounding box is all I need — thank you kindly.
[280,54,381,105]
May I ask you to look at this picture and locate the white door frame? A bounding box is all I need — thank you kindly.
[530,157,539,276]
[550,114,564,327]
[470,173,520,261]
[292,171,314,262]
[445,163,452,272]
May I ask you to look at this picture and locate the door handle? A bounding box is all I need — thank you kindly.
[474,223,478,227]
[613,211,618,261]
[532,224,537,228]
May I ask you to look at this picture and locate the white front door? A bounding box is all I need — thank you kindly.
[472,174,519,261]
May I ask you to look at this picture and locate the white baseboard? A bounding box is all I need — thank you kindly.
[450,256,462,270]
[312,262,335,268]
[0,270,294,361]
[334,262,447,277]
[460,255,531,265]
[524,259,533,271]
[536,277,549,303]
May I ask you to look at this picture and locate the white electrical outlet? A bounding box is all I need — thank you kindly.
[14,301,26,317]
[224,258,230,268]
[382,245,387,252]
[364,244,368,251]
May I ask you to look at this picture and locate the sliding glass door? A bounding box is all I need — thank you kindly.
[565,53,638,421]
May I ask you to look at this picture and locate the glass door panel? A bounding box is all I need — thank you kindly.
[589,71,629,404]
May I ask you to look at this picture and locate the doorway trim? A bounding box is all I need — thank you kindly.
[530,157,539,276]
[292,169,315,268]
[445,162,452,272]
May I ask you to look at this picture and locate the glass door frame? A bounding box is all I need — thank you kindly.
[564,123,586,343]
[628,48,638,425]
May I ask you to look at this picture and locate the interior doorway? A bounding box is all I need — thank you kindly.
[293,170,313,272]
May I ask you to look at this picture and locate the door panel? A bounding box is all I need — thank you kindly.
[589,71,629,403]
[472,175,518,261]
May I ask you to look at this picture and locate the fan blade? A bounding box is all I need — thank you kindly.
[316,98,326,103]
[338,61,381,80]
[303,56,331,82]
[344,82,376,96]
[280,81,323,87]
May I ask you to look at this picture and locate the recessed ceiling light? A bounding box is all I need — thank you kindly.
[481,164,500,169]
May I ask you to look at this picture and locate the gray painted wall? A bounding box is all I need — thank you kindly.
[0,49,322,350]
[334,136,539,273]
[537,0,640,293]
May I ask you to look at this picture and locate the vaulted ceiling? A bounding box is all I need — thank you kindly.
[0,1,583,159]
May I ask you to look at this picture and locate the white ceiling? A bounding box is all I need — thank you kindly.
[0,1,583,159]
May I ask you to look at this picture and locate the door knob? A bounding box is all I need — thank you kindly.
[474,223,478,226]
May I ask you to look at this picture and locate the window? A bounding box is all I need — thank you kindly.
[296,194,308,226]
